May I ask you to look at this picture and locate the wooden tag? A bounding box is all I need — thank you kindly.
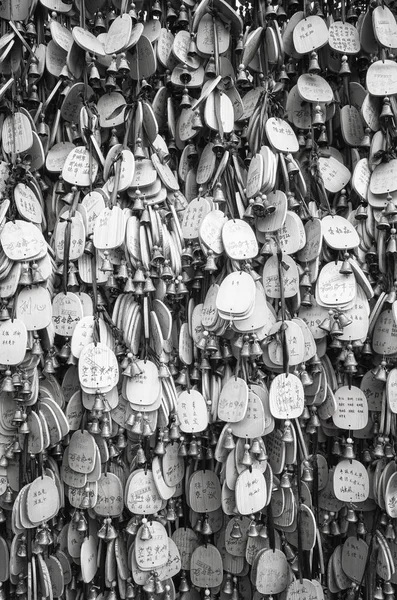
[199,210,227,255]
[235,468,267,515]
[334,459,370,502]
[371,159,397,194]
[269,374,304,419]
[333,385,368,430]
[263,254,299,299]
[340,105,365,147]
[0,319,27,365]
[125,469,163,514]
[135,520,168,570]
[265,118,299,153]
[68,430,96,474]
[373,5,397,48]
[14,183,42,224]
[190,544,223,588]
[286,579,319,600]
[189,470,221,513]
[278,212,306,254]
[366,60,397,96]
[293,16,329,53]
[285,504,317,551]
[318,155,351,193]
[52,292,83,337]
[27,476,59,525]
[81,535,97,583]
[252,549,289,595]
[124,360,160,406]
[72,27,105,55]
[177,390,208,433]
[256,190,287,233]
[218,377,248,423]
[216,271,255,318]
[62,146,98,187]
[16,287,52,331]
[342,537,368,583]
[322,215,359,249]
[329,21,360,54]
[297,73,333,103]
[129,35,156,80]
[1,220,46,260]
[79,343,119,391]
[2,112,33,155]
[95,473,123,517]
[105,14,132,54]
[372,310,397,355]
[316,262,356,306]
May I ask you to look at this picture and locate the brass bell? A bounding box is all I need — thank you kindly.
[281,420,294,443]
[384,582,395,596]
[89,419,101,435]
[338,312,353,328]
[300,366,313,387]
[357,517,367,537]
[318,125,328,145]
[80,486,91,509]
[154,577,164,595]
[339,55,351,75]
[142,417,153,437]
[374,438,385,458]
[280,470,291,488]
[332,439,341,457]
[312,104,325,127]
[301,461,314,482]
[201,515,212,536]
[330,318,343,337]
[230,520,242,539]
[101,417,111,438]
[308,51,320,74]
[374,586,386,600]
[381,96,394,121]
[177,3,189,26]
[3,486,14,504]
[223,574,233,595]
[247,519,259,537]
[387,230,397,254]
[77,515,88,532]
[344,505,357,523]
[94,11,106,31]
[242,443,253,466]
[118,53,130,77]
[19,419,30,435]
[140,518,152,541]
[377,210,391,231]
[344,437,355,459]
[224,428,235,450]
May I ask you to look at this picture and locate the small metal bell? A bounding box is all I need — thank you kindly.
[224,428,236,450]
[230,520,242,539]
[241,443,253,466]
[381,96,394,120]
[247,519,259,537]
[344,438,355,459]
[308,51,320,73]
[312,104,325,126]
[201,515,212,536]
[140,518,152,541]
